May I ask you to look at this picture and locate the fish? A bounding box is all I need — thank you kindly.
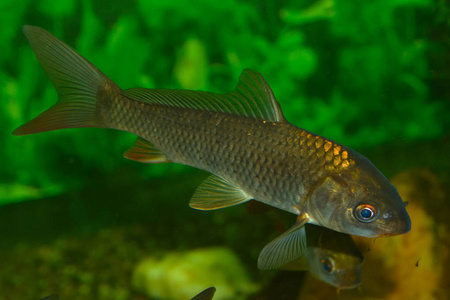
[191,287,216,300]
[39,288,216,300]
[14,26,411,270]
[281,224,363,289]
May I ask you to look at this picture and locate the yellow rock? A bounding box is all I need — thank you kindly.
[132,247,258,300]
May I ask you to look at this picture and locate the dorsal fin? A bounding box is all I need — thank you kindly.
[233,69,285,122]
[191,287,216,300]
[122,69,285,123]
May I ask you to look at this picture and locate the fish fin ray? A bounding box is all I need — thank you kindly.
[13,26,119,136]
[122,69,284,122]
[257,214,309,270]
[124,137,170,163]
[233,69,285,122]
[189,175,251,210]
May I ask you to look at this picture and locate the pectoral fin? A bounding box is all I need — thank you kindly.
[257,214,310,270]
[124,137,170,163]
[189,175,252,210]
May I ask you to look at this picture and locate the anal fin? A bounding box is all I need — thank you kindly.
[257,214,310,270]
[189,175,251,210]
[124,137,170,163]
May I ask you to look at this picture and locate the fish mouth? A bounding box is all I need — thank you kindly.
[401,219,411,234]
[335,270,361,289]
[397,208,412,234]
[377,232,402,238]
[369,217,411,238]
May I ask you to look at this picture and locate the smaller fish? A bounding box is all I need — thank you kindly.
[39,288,216,300]
[280,224,363,289]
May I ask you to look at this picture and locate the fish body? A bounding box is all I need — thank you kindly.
[104,94,341,215]
[15,26,411,269]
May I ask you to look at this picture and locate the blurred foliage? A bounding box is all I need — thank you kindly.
[0,0,448,205]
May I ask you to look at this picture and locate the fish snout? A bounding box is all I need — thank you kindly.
[380,207,411,236]
[397,210,411,234]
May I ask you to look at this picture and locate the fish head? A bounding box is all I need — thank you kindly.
[304,224,363,289]
[306,152,411,238]
[306,246,363,289]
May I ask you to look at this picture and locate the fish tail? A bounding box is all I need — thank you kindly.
[13,25,120,136]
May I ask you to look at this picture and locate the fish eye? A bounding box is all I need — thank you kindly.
[354,203,378,223]
[321,258,334,274]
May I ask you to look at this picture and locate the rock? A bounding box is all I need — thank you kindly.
[132,247,258,300]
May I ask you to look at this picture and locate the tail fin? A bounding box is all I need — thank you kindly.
[13,25,120,136]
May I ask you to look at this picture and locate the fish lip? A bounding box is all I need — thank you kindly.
[377,232,401,238]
